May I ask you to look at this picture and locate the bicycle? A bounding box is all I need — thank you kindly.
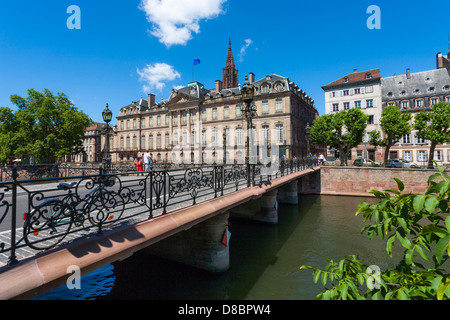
[23,175,125,251]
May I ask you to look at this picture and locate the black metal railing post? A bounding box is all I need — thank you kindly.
[149,168,153,219]
[163,167,167,215]
[8,167,18,266]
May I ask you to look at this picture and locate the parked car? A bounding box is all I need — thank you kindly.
[353,159,381,167]
[387,159,420,168]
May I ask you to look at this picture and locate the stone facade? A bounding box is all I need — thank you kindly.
[110,41,321,164]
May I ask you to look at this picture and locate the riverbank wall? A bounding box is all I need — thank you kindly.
[318,166,442,197]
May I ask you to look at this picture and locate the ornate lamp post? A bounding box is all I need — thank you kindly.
[241,75,256,186]
[102,103,113,171]
[223,130,227,165]
[305,122,311,166]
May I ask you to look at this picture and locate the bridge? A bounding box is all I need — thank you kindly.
[0,161,320,300]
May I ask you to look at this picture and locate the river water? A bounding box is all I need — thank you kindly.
[35,195,403,300]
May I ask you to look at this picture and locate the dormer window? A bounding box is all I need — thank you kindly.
[343,77,349,83]
[365,73,372,79]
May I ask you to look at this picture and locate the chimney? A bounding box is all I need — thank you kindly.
[215,80,223,92]
[249,72,255,84]
[437,52,444,69]
[148,93,155,108]
[406,68,411,79]
[353,69,358,73]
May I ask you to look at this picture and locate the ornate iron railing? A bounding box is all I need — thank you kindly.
[0,159,315,266]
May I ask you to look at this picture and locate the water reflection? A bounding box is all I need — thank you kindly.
[37,195,400,300]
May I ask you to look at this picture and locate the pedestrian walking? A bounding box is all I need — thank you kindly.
[143,151,151,170]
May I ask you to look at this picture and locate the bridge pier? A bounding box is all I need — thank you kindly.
[298,170,321,194]
[229,189,278,224]
[143,212,230,273]
[277,180,298,205]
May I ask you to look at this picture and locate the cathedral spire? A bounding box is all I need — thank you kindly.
[223,38,239,89]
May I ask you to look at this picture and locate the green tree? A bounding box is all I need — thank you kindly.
[301,164,450,300]
[414,102,450,169]
[1,89,92,163]
[310,108,368,166]
[368,105,411,166]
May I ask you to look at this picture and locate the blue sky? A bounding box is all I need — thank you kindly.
[0,0,449,124]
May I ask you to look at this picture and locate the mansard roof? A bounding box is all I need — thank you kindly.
[381,68,450,101]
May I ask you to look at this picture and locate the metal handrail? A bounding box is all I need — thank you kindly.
[0,159,316,266]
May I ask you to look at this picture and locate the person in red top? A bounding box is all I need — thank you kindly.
[135,156,143,174]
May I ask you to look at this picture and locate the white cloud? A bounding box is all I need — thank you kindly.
[138,0,227,47]
[137,62,181,92]
[238,39,253,62]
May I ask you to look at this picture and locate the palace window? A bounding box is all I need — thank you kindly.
[158,134,162,149]
[333,103,339,112]
[149,135,154,149]
[275,124,284,143]
[343,90,349,96]
[430,97,439,106]
[236,105,242,117]
[157,116,161,126]
[164,134,169,148]
[224,106,230,119]
[236,128,243,145]
[354,88,361,94]
[165,115,169,126]
[366,99,374,108]
[262,101,269,114]
[182,112,187,124]
[212,129,218,146]
[202,109,207,121]
[276,99,283,113]
[343,102,350,110]
[416,99,424,108]
[202,130,207,146]
[149,117,153,127]
[354,101,361,108]
[213,108,218,120]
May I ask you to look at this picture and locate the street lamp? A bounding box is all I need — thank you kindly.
[305,122,311,165]
[102,103,113,171]
[241,75,256,186]
[223,130,227,165]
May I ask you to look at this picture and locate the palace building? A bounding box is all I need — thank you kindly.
[110,40,320,164]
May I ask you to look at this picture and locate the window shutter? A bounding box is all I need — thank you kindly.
[361,87,365,94]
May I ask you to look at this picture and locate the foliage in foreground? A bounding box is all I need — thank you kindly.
[301,164,450,300]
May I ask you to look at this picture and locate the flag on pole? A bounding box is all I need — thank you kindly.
[193,59,201,65]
